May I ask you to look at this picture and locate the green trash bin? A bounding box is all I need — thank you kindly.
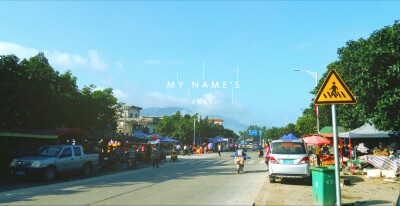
[309,166,336,205]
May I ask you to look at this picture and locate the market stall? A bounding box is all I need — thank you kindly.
[339,121,400,174]
[302,135,333,166]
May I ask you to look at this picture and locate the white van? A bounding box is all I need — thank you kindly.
[268,140,311,183]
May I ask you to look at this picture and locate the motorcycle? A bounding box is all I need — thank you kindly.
[182,149,190,156]
[235,156,244,173]
[100,153,118,171]
[258,150,264,158]
[128,156,137,169]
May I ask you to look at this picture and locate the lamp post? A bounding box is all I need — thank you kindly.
[193,115,200,146]
[294,69,319,134]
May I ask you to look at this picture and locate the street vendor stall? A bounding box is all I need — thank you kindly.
[302,135,333,166]
[339,121,400,174]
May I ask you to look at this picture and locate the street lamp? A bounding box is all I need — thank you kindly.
[294,69,319,134]
[193,115,200,146]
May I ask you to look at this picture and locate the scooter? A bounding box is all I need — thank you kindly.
[100,153,118,171]
[235,157,244,173]
[128,156,137,169]
[258,150,264,158]
[183,149,190,156]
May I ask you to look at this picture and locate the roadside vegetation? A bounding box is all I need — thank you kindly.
[0,52,122,134]
[242,20,400,141]
[156,111,239,144]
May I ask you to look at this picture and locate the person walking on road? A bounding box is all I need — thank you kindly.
[264,142,270,171]
[218,144,221,156]
[152,147,160,168]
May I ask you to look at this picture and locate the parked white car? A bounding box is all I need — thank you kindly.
[268,140,311,183]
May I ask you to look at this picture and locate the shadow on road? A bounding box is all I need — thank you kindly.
[277,178,311,186]
[245,169,266,174]
[343,200,392,206]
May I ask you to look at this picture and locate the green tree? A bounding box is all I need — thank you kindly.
[297,20,400,132]
[156,112,238,144]
[295,115,317,137]
[0,53,121,134]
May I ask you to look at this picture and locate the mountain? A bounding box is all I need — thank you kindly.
[141,107,248,134]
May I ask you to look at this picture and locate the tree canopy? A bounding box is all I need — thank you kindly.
[156,112,239,144]
[0,53,122,134]
[318,20,400,131]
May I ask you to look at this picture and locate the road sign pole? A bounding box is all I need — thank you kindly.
[332,104,342,206]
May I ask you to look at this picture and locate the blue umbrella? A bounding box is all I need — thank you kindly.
[134,133,148,138]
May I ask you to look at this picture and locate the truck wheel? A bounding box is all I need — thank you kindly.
[82,163,93,176]
[269,176,276,183]
[44,166,56,181]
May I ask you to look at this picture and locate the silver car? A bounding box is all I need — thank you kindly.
[268,140,311,183]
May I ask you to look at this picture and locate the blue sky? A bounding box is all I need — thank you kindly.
[1,1,400,129]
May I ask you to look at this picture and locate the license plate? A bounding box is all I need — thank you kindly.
[282,159,294,164]
[15,171,26,176]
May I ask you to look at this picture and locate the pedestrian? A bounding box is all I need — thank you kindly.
[152,147,160,168]
[264,142,270,171]
[218,144,221,156]
[316,144,322,166]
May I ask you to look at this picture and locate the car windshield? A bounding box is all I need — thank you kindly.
[39,147,63,157]
[271,142,306,154]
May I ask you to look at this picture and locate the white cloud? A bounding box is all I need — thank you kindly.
[0,42,38,60]
[88,50,107,71]
[0,41,108,73]
[114,89,129,99]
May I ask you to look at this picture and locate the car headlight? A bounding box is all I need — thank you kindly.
[9,160,16,167]
[31,161,43,167]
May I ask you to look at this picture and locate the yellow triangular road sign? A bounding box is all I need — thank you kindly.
[314,69,357,105]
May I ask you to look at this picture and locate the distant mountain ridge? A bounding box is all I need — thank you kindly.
[141,107,247,134]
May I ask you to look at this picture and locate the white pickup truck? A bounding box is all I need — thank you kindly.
[9,145,99,181]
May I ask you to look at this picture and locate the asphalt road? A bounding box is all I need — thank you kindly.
[0,151,267,205]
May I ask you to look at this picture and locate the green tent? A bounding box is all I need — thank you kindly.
[319,126,346,134]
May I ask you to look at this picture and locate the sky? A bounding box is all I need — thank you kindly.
[1,1,400,129]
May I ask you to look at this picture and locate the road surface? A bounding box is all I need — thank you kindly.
[0,151,267,205]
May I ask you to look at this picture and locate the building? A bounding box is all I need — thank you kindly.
[116,105,162,134]
[120,105,142,119]
[208,119,224,126]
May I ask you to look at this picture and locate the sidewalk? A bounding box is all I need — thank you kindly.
[254,174,313,206]
[254,173,399,205]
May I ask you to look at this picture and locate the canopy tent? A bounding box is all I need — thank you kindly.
[319,126,346,134]
[338,121,399,174]
[339,122,399,138]
[195,136,203,143]
[209,136,227,143]
[148,139,160,144]
[134,133,148,138]
[159,136,181,143]
[148,136,181,144]
[279,133,298,140]
[146,134,164,140]
[279,135,287,140]
[302,135,332,146]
